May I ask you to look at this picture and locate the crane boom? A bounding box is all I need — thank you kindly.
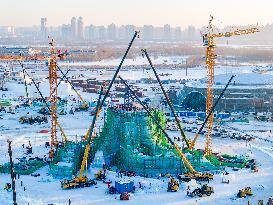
[56,65,89,108]
[96,31,139,113]
[209,27,259,38]
[189,75,235,150]
[78,87,103,180]
[141,49,190,148]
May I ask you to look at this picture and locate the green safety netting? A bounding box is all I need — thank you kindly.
[93,108,224,176]
[0,160,45,175]
[49,141,87,179]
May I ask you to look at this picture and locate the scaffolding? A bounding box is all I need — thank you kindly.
[95,108,217,176]
[48,141,91,179]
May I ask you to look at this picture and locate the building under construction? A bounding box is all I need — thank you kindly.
[93,107,220,177]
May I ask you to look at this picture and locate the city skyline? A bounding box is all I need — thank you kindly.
[2,0,273,28]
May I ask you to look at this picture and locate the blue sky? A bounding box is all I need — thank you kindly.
[1,0,273,28]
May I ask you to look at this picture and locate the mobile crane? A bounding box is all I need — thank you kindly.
[60,31,139,189]
[61,88,103,189]
[202,16,259,155]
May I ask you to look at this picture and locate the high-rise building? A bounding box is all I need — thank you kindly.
[143,25,154,41]
[77,16,84,39]
[40,17,47,39]
[174,26,182,41]
[118,25,135,40]
[98,26,106,41]
[125,25,135,39]
[187,25,196,41]
[61,24,71,41]
[71,17,77,39]
[87,25,96,41]
[107,23,117,40]
[163,24,172,40]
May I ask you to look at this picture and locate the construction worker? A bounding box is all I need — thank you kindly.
[267,197,273,205]
[187,186,190,195]
[258,200,264,205]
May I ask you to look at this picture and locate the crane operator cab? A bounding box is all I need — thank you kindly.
[203,34,208,46]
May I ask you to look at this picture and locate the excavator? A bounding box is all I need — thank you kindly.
[167,177,180,192]
[94,169,106,181]
[237,187,253,198]
[119,76,214,186]
[187,184,214,197]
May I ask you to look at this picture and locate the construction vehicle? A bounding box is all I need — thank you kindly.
[19,116,48,125]
[38,107,50,115]
[94,169,106,181]
[119,76,214,182]
[183,171,213,182]
[167,177,179,192]
[61,177,97,189]
[120,192,130,200]
[61,89,103,189]
[237,187,253,198]
[201,16,259,155]
[60,31,139,190]
[187,184,214,197]
[4,183,12,192]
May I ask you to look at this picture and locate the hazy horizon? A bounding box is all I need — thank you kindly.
[2,0,273,28]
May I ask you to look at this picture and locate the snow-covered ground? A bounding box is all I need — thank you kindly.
[0,64,273,204]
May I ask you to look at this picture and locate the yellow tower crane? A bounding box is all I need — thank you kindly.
[202,16,259,155]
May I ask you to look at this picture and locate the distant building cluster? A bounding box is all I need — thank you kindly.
[59,17,198,42]
[1,17,272,44]
[0,17,200,43]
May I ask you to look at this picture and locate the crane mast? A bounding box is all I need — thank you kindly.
[204,17,216,155]
[49,58,58,147]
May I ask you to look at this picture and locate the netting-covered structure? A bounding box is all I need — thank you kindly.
[95,107,219,177]
[49,142,90,179]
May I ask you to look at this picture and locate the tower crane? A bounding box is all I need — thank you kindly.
[0,39,68,152]
[202,16,259,156]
